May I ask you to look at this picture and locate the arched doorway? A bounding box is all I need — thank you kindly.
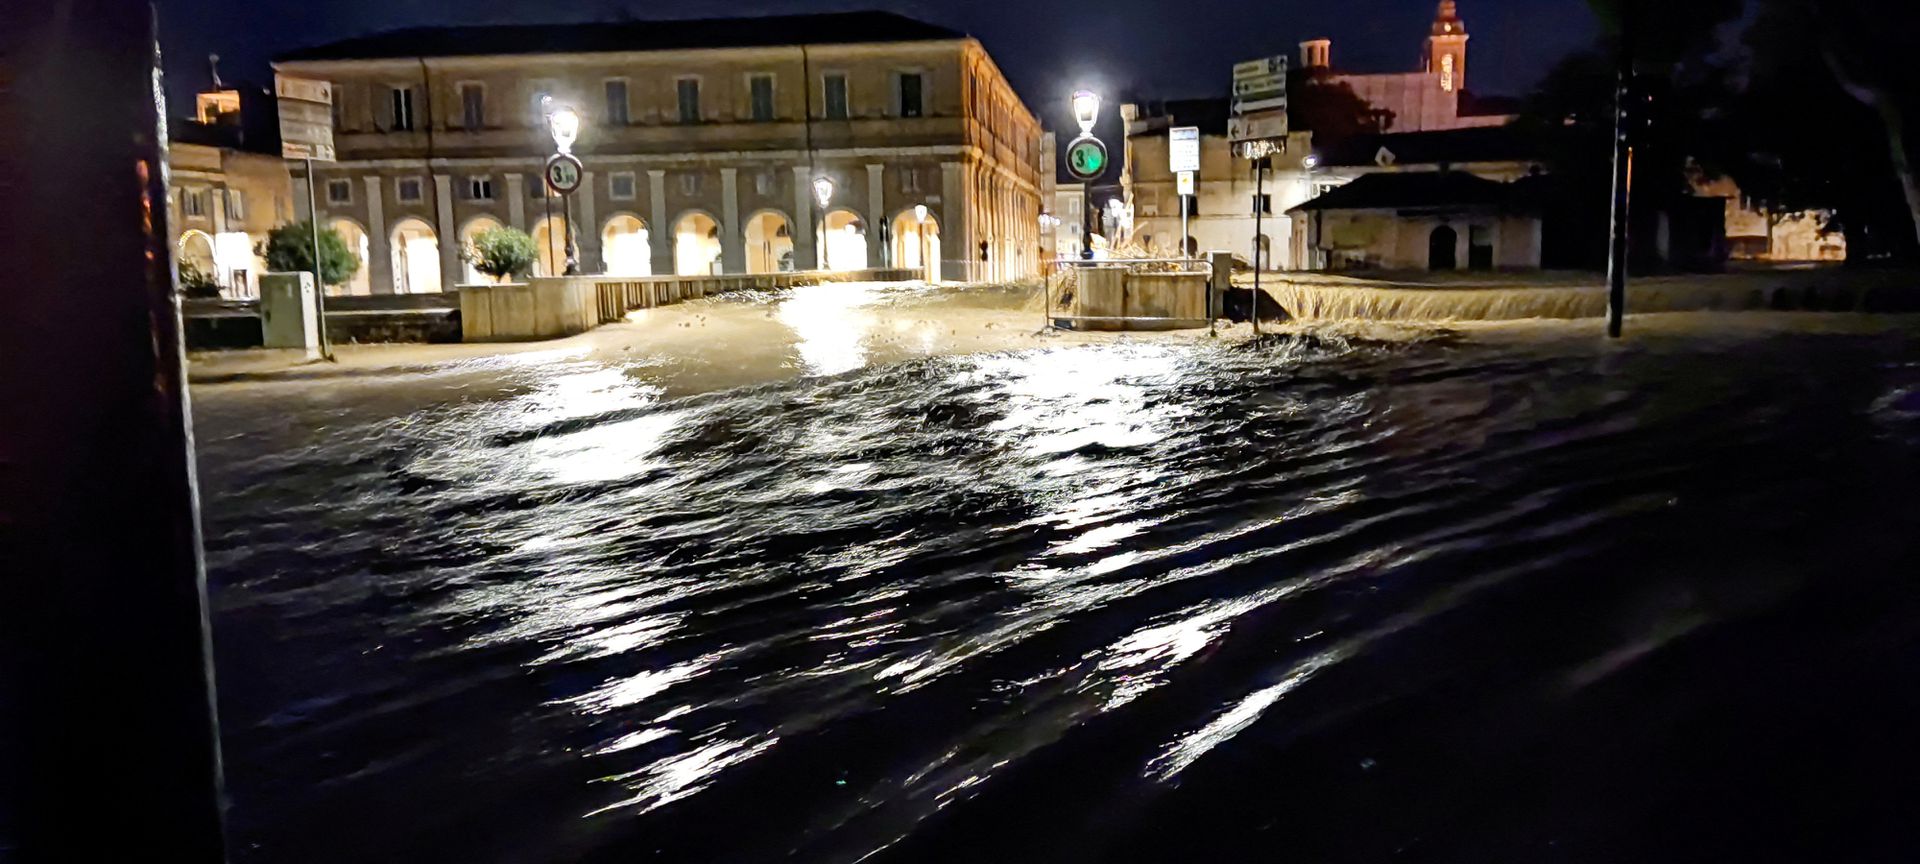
[390,218,442,293]
[822,208,867,271]
[1428,225,1458,271]
[533,215,570,277]
[458,216,505,284]
[890,210,941,281]
[674,212,722,276]
[744,210,794,274]
[601,214,651,276]
[176,230,217,290]
[329,219,372,295]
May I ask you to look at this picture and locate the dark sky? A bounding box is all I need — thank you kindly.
[157,0,1597,141]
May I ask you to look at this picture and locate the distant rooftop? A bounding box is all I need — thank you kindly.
[277,11,966,63]
[1288,171,1517,213]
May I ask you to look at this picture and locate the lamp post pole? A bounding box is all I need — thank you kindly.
[813,176,834,272]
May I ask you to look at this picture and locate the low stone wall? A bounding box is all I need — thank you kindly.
[1059,268,1213,331]
[459,279,598,342]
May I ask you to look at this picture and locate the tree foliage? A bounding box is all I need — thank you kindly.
[1288,69,1390,149]
[261,221,361,287]
[461,226,538,281]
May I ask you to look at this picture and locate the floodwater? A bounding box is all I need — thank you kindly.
[193,285,1920,862]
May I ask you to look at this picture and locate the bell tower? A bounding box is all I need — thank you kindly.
[1424,0,1469,93]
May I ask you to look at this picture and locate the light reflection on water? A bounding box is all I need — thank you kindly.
[194,326,1920,863]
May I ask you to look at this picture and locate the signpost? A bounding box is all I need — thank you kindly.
[1067,89,1106,261]
[1170,126,1199,261]
[1229,55,1289,335]
[275,74,336,359]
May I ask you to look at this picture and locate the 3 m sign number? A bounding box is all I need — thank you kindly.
[1065,136,1108,181]
[544,154,583,194]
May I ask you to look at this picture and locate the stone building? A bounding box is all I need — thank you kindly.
[272,11,1046,294]
[1121,99,1316,269]
[1692,175,1845,262]
[169,85,296,298]
[1298,1,1517,134]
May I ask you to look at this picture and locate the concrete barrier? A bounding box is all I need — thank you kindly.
[459,278,600,342]
[1059,263,1214,331]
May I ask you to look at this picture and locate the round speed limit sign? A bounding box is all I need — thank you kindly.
[545,154,583,194]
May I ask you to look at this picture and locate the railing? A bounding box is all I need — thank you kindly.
[588,268,930,324]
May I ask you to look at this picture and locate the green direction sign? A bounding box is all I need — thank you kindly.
[1066,136,1108,181]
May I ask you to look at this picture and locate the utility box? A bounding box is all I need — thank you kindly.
[259,272,321,358]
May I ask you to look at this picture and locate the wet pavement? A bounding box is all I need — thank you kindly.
[191,283,1920,862]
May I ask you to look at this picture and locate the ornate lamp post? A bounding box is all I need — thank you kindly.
[1067,89,1104,260]
[544,103,583,275]
[913,203,931,279]
[812,175,835,271]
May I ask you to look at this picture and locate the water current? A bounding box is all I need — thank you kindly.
[194,312,1920,862]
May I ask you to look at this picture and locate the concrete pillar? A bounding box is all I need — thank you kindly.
[791,165,817,270]
[578,172,599,274]
[293,175,313,221]
[364,175,392,294]
[648,169,670,277]
[434,174,457,290]
[866,163,884,268]
[720,167,744,274]
[505,173,526,230]
[941,161,965,280]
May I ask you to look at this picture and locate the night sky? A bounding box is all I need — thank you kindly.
[156,0,1597,143]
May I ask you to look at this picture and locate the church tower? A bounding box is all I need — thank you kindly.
[1424,0,1469,93]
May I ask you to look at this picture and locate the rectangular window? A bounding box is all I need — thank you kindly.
[326,179,352,204]
[530,172,554,198]
[679,173,701,196]
[458,83,484,129]
[389,86,415,131]
[182,189,207,217]
[465,177,494,201]
[898,72,923,118]
[1251,194,1271,215]
[226,189,246,221]
[823,73,849,120]
[677,78,701,124]
[749,74,775,122]
[1184,197,1200,218]
[604,79,629,126]
[754,170,775,196]
[610,172,636,200]
[397,177,423,202]
[331,94,344,130]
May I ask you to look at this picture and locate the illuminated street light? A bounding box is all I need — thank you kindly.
[1302,153,1320,170]
[547,104,580,155]
[812,176,835,210]
[913,203,929,224]
[1072,89,1100,135]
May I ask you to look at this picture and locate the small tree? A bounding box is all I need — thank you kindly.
[261,221,361,288]
[461,226,538,282]
[177,259,222,298]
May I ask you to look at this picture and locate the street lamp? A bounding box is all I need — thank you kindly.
[1072,89,1100,135]
[913,204,931,279]
[545,102,583,275]
[812,176,835,270]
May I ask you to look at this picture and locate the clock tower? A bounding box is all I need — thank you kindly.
[1424,0,1470,93]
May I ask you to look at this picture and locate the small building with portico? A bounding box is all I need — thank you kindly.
[1288,171,1541,272]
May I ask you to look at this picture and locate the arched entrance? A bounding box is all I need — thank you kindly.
[744,210,794,274]
[458,216,505,284]
[601,214,652,277]
[329,219,372,295]
[176,230,216,290]
[1428,225,1458,271]
[890,210,941,281]
[822,208,867,271]
[674,212,722,276]
[533,215,570,277]
[390,218,441,293]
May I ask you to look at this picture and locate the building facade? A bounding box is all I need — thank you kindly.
[1298,1,1516,134]
[1121,100,1317,269]
[273,11,1046,294]
[169,87,296,298]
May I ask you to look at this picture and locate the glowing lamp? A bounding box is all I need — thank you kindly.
[913,203,929,224]
[812,175,834,209]
[1072,89,1100,135]
[547,105,580,155]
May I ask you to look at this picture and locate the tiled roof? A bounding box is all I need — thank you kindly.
[277,11,965,62]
